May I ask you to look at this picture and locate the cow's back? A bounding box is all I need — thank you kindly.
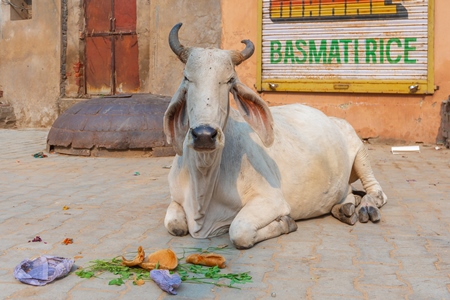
[222,104,353,220]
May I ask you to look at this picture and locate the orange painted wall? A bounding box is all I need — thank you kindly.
[221,1,450,144]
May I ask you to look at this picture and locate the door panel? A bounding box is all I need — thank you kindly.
[86,37,112,95]
[115,35,140,93]
[114,0,136,31]
[85,0,139,95]
[85,0,112,32]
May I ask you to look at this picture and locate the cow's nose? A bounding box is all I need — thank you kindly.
[191,125,218,150]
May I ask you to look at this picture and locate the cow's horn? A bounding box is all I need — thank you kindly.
[232,40,255,65]
[169,23,189,63]
[240,40,255,60]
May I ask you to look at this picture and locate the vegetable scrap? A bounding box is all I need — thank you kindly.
[121,246,178,270]
[186,253,226,268]
[32,152,47,158]
[150,270,182,295]
[133,275,145,286]
[121,245,145,266]
[28,236,42,243]
[62,238,73,245]
[177,264,252,287]
[139,249,178,270]
[75,246,252,293]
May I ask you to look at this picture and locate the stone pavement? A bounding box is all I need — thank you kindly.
[0,129,449,300]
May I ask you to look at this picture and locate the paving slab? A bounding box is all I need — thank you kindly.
[0,129,449,299]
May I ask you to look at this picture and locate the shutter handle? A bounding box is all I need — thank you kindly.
[268,83,278,90]
[409,85,419,93]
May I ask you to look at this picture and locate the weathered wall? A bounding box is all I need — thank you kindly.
[0,1,61,127]
[0,0,222,127]
[1,0,446,144]
[63,0,83,97]
[221,0,449,144]
[63,0,221,98]
[147,0,222,96]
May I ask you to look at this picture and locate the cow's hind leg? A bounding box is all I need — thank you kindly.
[331,189,361,225]
[350,146,387,223]
[357,194,381,223]
[229,197,297,249]
[352,146,387,208]
[164,201,189,236]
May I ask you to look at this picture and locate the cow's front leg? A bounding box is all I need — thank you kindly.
[229,198,297,249]
[164,201,189,236]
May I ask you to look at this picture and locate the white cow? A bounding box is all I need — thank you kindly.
[163,23,387,249]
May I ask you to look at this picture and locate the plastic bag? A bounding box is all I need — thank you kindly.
[150,269,181,295]
[14,256,74,286]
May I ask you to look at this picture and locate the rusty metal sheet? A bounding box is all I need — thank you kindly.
[107,115,145,131]
[96,131,129,149]
[47,95,174,156]
[53,146,91,156]
[72,131,96,149]
[99,104,130,115]
[114,0,136,31]
[129,131,165,149]
[51,114,89,131]
[51,128,73,147]
[85,0,112,32]
[77,102,104,115]
[144,113,163,130]
[84,115,113,132]
[64,104,83,115]
[114,35,140,93]
[86,37,112,95]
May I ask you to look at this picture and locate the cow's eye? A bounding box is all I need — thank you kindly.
[227,77,235,85]
[184,76,191,82]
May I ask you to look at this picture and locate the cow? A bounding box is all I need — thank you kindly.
[163,23,387,249]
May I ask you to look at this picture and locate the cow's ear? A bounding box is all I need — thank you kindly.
[164,83,189,155]
[231,81,274,147]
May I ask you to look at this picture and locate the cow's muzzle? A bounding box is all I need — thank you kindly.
[190,125,218,151]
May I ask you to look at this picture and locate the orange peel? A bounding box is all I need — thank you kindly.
[186,253,226,269]
[139,249,178,270]
[121,246,145,267]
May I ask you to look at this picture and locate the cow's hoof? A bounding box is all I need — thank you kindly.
[357,195,381,223]
[170,228,188,236]
[341,203,355,217]
[280,215,298,233]
[234,243,253,250]
[166,220,189,236]
[331,203,358,225]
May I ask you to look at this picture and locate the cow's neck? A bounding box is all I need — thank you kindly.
[185,148,223,233]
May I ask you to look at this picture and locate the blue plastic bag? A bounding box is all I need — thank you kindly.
[14,256,74,286]
[150,269,182,295]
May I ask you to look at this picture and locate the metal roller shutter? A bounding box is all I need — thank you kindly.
[257,0,434,94]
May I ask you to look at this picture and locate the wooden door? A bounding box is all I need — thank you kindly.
[85,0,140,95]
